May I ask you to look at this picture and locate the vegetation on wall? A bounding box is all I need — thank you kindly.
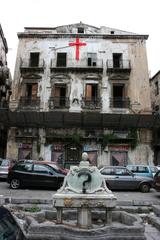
[102,133,117,149]
[128,128,138,150]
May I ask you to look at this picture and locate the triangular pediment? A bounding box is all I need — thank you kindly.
[22,73,42,79]
[50,73,70,80]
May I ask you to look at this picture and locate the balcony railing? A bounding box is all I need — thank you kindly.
[50,58,103,72]
[82,97,102,110]
[107,60,131,72]
[49,97,70,109]
[110,97,130,108]
[18,97,40,109]
[20,58,45,72]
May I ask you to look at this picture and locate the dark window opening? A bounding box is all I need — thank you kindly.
[78,27,84,33]
[29,52,39,67]
[110,31,115,34]
[57,53,67,67]
[87,53,97,66]
[26,84,38,99]
[113,53,122,68]
[113,85,124,108]
[155,81,159,95]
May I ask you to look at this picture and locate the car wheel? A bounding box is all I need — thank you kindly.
[10,179,21,189]
[140,183,150,193]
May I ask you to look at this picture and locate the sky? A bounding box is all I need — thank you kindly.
[0,0,159,77]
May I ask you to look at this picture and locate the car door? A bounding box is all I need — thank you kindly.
[114,168,136,190]
[32,164,58,188]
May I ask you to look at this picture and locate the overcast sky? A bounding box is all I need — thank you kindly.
[0,0,159,77]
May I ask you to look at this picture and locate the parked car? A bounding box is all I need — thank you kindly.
[126,164,158,178]
[100,166,153,193]
[153,170,160,192]
[7,162,65,189]
[0,206,26,239]
[0,159,16,179]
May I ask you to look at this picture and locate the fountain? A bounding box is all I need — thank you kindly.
[53,152,117,228]
[5,152,147,239]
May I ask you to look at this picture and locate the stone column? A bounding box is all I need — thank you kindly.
[105,208,112,224]
[56,207,63,224]
[77,207,92,228]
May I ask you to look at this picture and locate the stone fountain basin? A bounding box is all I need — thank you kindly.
[13,209,146,240]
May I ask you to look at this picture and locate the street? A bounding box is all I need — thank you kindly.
[0,180,160,204]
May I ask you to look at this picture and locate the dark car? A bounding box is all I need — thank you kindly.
[0,159,16,179]
[100,166,153,193]
[7,162,65,189]
[0,206,26,239]
[153,170,160,192]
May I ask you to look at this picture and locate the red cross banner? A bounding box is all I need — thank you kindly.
[69,38,87,61]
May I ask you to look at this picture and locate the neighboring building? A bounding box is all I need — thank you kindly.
[7,22,154,167]
[0,24,12,157]
[150,71,160,165]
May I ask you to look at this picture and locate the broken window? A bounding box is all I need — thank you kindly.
[87,53,97,66]
[29,52,40,67]
[112,84,124,108]
[52,84,67,107]
[77,27,84,33]
[56,53,67,67]
[155,81,159,95]
[113,53,122,68]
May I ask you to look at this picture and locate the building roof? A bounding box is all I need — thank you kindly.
[18,22,148,40]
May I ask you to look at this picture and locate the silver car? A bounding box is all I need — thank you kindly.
[0,159,15,179]
[100,166,153,193]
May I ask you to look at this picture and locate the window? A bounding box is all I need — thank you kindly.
[78,27,84,33]
[26,84,38,99]
[138,166,149,173]
[33,164,52,174]
[56,53,67,67]
[52,84,67,107]
[87,53,97,66]
[101,168,114,175]
[112,84,125,108]
[155,81,159,95]
[29,52,39,67]
[113,53,122,68]
[85,84,98,101]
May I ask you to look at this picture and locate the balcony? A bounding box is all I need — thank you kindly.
[49,97,70,110]
[20,58,45,73]
[50,58,103,73]
[18,97,40,110]
[110,97,130,109]
[107,60,131,75]
[0,66,9,85]
[82,97,102,110]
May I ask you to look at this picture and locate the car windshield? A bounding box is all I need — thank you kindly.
[0,160,9,167]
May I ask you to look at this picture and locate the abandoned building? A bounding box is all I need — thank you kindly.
[150,71,160,165]
[6,22,158,167]
[0,24,12,157]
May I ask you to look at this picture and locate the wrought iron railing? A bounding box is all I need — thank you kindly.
[107,60,131,70]
[82,97,102,109]
[49,97,70,109]
[18,97,40,109]
[50,58,103,68]
[20,58,45,68]
[110,97,130,108]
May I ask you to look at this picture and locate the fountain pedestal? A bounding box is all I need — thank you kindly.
[53,153,117,229]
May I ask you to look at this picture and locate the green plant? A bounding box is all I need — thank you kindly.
[128,128,138,150]
[24,206,41,212]
[102,133,117,148]
[66,132,81,144]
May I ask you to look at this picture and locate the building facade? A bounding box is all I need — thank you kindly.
[7,22,153,167]
[0,24,12,157]
[150,71,160,165]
